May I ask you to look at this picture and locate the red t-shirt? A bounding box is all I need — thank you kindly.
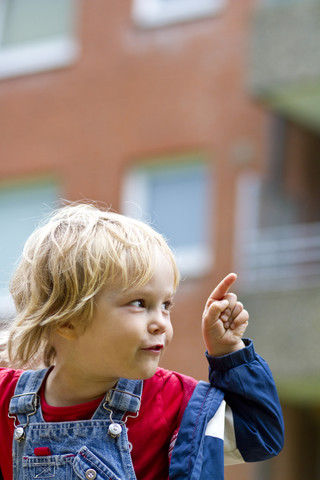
[0,367,197,480]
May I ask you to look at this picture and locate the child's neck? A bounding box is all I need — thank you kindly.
[44,365,118,407]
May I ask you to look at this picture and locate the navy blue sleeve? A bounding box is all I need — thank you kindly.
[206,339,285,462]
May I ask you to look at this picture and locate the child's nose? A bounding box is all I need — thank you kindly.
[148,309,168,334]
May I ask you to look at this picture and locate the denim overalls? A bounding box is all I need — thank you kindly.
[9,369,143,480]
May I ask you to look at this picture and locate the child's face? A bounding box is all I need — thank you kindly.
[64,253,175,387]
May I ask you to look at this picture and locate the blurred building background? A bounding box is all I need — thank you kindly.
[0,0,319,479]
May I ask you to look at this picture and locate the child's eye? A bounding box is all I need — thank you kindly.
[162,301,173,312]
[129,299,145,308]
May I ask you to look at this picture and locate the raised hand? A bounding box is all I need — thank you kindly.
[202,273,248,357]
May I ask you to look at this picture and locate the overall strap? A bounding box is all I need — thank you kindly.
[93,378,143,421]
[9,369,48,418]
[107,378,142,412]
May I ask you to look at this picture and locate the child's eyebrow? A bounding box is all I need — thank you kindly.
[121,286,175,300]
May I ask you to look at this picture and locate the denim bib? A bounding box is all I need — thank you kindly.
[9,369,143,480]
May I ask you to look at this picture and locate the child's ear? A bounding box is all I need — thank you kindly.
[56,322,78,340]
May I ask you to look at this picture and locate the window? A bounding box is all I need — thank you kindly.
[122,157,213,277]
[0,179,60,318]
[0,0,79,80]
[132,0,226,29]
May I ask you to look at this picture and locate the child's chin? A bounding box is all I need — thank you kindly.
[143,370,158,379]
[131,366,159,381]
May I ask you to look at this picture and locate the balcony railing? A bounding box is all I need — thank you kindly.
[237,221,320,291]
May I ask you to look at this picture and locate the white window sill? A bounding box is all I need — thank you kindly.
[133,0,226,29]
[0,36,79,79]
[175,245,213,278]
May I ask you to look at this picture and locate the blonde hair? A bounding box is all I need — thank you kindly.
[8,203,180,367]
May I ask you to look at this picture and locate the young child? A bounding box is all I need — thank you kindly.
[0,203,284,480]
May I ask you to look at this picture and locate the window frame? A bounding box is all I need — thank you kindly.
[122,158,214,278]
[0,0,80,80]
[0,177,60,319]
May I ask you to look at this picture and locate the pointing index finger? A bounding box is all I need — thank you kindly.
[210,273,237,301]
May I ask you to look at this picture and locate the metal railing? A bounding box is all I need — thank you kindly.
[237,221,320,291]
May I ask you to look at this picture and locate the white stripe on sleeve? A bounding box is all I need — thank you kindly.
[205,400,244,465]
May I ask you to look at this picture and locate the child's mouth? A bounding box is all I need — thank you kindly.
[142,345,164,353]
